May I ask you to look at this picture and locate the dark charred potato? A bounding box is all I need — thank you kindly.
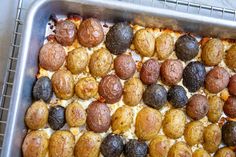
[78,18,104,47]
[135,107,162,140]
[123,77,144,106]
[168,142,192,157]
[65,102,86,127]
[89,48,113,77]
[160,59,183,85]
[49,131,74,157]
[205,66,230,94]
[124,139,148,157]
[48,106,65,130]
[201,39,224,66]
[100,133,124,157]
[111,106,133,134]
[98,75,122,104]
[134,29,155,57]
[25,101,48,130]
[228,74,236,96]
[86,101,111,133]
[175,34,199,61]
[149,135,171,157]
[222,121,236,146]
[203,124,222,153]
[223,96,236,118]
[33,76,52,102]
[105,22,133,55]
[214,147,235,157]
[75,77,98,100]
[22,130,49,157]
[55,20,77,46]
[66,47,89,74]
[167,85,188,108]
[51,70,74,99]
[140,59,160,85]
[39,42,66,71]
[225,44,236,71]
[192,149,210,157]
[184,121,204,146]
[155,33,174,60]
[186,94,209,120]
[207,95,223,123]
[74,131,101,157]
[143,84,167,109]
[183,61,206,92]
[114,54,136,80]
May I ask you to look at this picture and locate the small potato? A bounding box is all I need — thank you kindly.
[66,48,89,74]
[89,48,113,77]
[207,95,223,123]
[111,106,133,134]
[51,70,74,99]
[163,109,186,139]
[25,101,48,130]
[203,124,222,153]
[168,142,192,157]
[135,107,162,140]
[226,44,236,71]
[49,131,75,157]
[74,131,101,157]
[134,29,155,57]
[66,102,86,127]
[184,121,204,146]
[149,135,171,157]
[75,77,98,100]
[155,33,174,60]
[123,77,144,106]
[201,39,224,66]
[214,147,235,157]
[192,149,210,157]
[22,130,49,157]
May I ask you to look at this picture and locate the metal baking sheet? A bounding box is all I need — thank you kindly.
[2,0,236,156]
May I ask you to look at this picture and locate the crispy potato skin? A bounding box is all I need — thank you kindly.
[184,121,204,146]
[149,135,171,157]
[168,142,192,157]
[155,33,174,60]
[192,149,210,157]
[207,95,223,123]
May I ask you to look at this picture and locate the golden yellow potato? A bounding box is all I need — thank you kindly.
[192,149,210,157]
[207,95,223,123]
[22,130,49,157]
[163,109,186,139]
[155,33,174,60]
[149,135,171,157]
[168,142,192,157]
[74,131,101,157]
[214,147,235,157]
[184,121,204,146]
[225,44,236,71]
[111,106,133,134]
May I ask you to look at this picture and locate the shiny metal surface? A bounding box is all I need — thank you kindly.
[2,0,236,156]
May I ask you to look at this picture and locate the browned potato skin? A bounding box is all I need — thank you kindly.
[201,39,224,66]
[75,77,98,100]
[203,124,222,153]
[39,42,66,71]
[228,74,236,96]
[214,147,235,157]
[74,131,101,157]
[78,18,104,47]
[66,47,89,74]
[51,70,74,99]
[134,29,155,57]
[155,33,174,60]
[135,107,162,140]
[192,149,210,157]
[25,101,48,130]
[225,44,236,71]
[205,66,230,94]
[111,106,133,134]
[49,131,74,157]
[22,130,49,157]
[168,142,192,157]
[163,109,186,139]
[123,77,144,106]
[223,96,236,118]
[207,95,223,123]
[86,101,111,133]
[66,102,86,127]
[184,121,204,146]
[149,135,171,157]
[89,48,113,77]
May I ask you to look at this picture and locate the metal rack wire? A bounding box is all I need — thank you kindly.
[0,0,236,155]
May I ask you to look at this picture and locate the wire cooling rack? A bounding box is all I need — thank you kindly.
[0,0,236,155]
